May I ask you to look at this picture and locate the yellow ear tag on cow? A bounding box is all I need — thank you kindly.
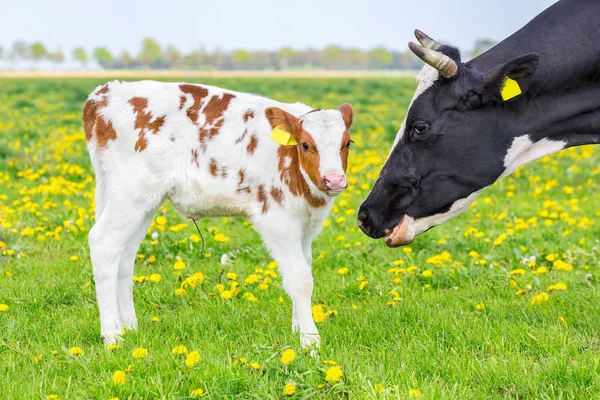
[501,77,522,101]
[270,125,298,146]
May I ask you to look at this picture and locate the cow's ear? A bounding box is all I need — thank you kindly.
[338,103,354,129]
[265,107,300,136]
[483,53,539,101]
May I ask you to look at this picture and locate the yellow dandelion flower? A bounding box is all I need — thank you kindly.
[422,270,433,277]
[226,272,237,280]
[132,348,148,358]
[476,303,485,310]
[185,351,201,368]
[337,267,349,275]
[325,365,343,383]
[530,292,550,306]
[70,347,83,356]
[112,370,126,385]
[173,259,186,270]
[47,395,59,400]
[409,388,423,397]
[175,288,186,296]
[149,274,161,282]
[190,388,205,397]
[214,233,230,242]
[69,255,79,261]
[283,383,296,395]
[107,344,120,350]
[359,280,368,290]
[172,345,188,355]
[547,282,567,291]
[374,383,385,393]
[250,362,261,370]
[0,304,8,311]
[559,316,568,326]
[151,316,160,322]
[510,268,526,276]
[312,305,326,323]
[323,360,337,365]
[281,348,296,365]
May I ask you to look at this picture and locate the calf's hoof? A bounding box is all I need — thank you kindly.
[300,332,321,349]
[102,331,123,347]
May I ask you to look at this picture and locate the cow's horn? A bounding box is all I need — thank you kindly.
[408,42,458,78]
[414,29,444,51]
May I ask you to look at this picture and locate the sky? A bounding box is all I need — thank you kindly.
[1,0,558,55]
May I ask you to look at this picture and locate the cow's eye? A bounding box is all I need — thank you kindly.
[412,121,430,137]
[345,140,352,149]
[302,143,310,151]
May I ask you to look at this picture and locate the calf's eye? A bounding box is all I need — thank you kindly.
[345,140,351,149]
[302,143,309,151]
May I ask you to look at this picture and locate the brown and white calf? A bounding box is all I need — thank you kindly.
[83,80,353,348]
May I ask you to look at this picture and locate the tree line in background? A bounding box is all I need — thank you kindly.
[0,38,498,70]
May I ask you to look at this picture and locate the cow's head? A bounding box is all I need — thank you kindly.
[266,104,354,197]
[358,30,540,246]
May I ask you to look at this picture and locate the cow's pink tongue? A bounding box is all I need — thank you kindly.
[383,216,413,248]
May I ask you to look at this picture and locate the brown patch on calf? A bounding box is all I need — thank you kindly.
[277,146,326,208]
[179,84,235,151]
[257,184,269,214]
[243,110,254,122]
[179,95,187,110]
[340,129,351,172]
[95,115,117,148]
[237,170,251,193]
[247,134,258,155]
[83,100,97,142]
[235,129,248,144]
[198,93,235,149]
[179,84,209,123]
[82,84,117,148]
[270,187,284,204]
[191,149,199,168]
[95,84,109,96]
[128,97,166,152]
[209,158,218,177]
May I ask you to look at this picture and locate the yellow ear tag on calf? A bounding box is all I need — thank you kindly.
[501,77,522,101]
[270,125,298,146]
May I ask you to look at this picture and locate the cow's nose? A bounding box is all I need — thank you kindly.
[357,210,372,233]
[323,174,346,191]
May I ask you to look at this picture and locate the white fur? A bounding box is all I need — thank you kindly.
[501,135,566,177]
[410,189,484,238]
[390,65,439,151]
[86,80,348,348]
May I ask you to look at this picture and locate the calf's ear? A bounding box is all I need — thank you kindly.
[265,107,300,135]
[339,103,354,129]
[483,53,539,101]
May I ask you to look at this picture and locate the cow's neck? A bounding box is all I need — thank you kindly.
[471,0,600,169]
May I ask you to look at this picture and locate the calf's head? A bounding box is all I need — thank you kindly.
[359,30,540,246]
[266,104,354,197]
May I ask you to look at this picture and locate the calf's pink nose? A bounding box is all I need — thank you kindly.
[323,174,346,191]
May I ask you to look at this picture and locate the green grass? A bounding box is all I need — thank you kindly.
[0,78,599,399]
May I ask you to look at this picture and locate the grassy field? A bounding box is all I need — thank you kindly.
[1,77,599,399]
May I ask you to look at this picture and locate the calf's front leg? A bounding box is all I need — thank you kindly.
[255,216,320,348]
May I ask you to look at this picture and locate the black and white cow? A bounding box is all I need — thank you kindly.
[358,0,600,247]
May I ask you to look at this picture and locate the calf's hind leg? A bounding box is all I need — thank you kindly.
[117,212,156,331]
[89,201,158,345]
